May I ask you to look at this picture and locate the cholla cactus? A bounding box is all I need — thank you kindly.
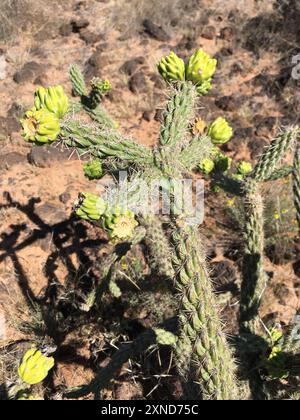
[34,86,69,119]
[208,117,233,145]
[103,208,138,240]
[186,49,217,94]
[21,109,60,144]
[83,159,104,180]
[18,348,55,386]
[75,192,107,221]
[158,51,186,83]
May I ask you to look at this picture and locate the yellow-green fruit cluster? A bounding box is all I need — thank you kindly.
[158,51,186,83]
[199,158,215,175]
[186,49,217,92]
[18,348,54,386]
[208,117,233,144]
[103,208,138,240]
[83,160,104,180]
[158,49,217,95]
[21,109,60,144]
[237,161,253,176]
[75,192,107,221]
[34,86,69,119]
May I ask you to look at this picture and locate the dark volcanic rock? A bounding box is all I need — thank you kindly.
[143,19,170,42]
[129,72,148,93]
[35,203,68,225]
[28,147,75,168]
[120,57,145,76]
[0,116,20,135]
[201,25,216,40]
[71,18,90,33]
[79,29,100,44]
[215,95,240,112]
[0,152,26,171]
[13,62,43,84]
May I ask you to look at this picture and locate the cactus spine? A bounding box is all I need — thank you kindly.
[172,226,239,400]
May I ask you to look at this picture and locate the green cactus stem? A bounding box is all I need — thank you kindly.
[172,226,239,400]
[240,181,266,335]
[252,128,299,182]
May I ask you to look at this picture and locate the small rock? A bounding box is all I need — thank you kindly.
[215,95,239,112]
[0,152,26,171]
[154,108,164,122]
[71,18,90,33]
[129,72,148,93]
[13,62,43,84]
[7,102,24,119]
[59,22,73,37]
[59,192,71,204]
[273,283,290,306]
[35,203,68,225]
[142,110,152,122]
[176,36,197,51]
[28,147,75,168]
[266,242,296,265]
[143,19,170,42]
[248,138,268,160]
[0,116,20,135]
[255,117,277,137]
[79,29,100,44]
[220,26,236,41]
[150,73,165,89]
[201,25,216,40]
[120,57,145,76]
[86,50,110,77]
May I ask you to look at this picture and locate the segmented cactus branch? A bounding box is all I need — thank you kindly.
[139,216,174,279]
[266,165,294,182]
[159,82,197,149]
[62,120,154,165]
[252,128,298,182]
[293,141,300,234]
[240,181,266,335]
[172,226,239,400]
[69,65,87,97]
[179,134,214,171]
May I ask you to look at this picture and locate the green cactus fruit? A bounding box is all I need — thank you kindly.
[208,117,233,144]
[199,158,215,175]
[34,86,69,119]
[186,49,217,93]
[18,348,54,386]
[75,192,107,221]
[158,51,186,83]
[154,328,177,347]
[103,208,138,240]
[21,109,60,144]
[83,160,104,180]
[237,161,253,176]
[215,153,232,173]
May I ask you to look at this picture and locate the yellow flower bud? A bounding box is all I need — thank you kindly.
[18,348,54,386]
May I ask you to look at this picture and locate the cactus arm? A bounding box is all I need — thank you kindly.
[266,165,294,182]
[159,82,197,150]
[252,128,299,182]
[69,65,87,97]
[84,105,117,130]
[62,121,154,165]
[172,226,239,400]
[240,181,266,335]
[179,134,215,171]
[293,141,300,234]
[139,216,175,279]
